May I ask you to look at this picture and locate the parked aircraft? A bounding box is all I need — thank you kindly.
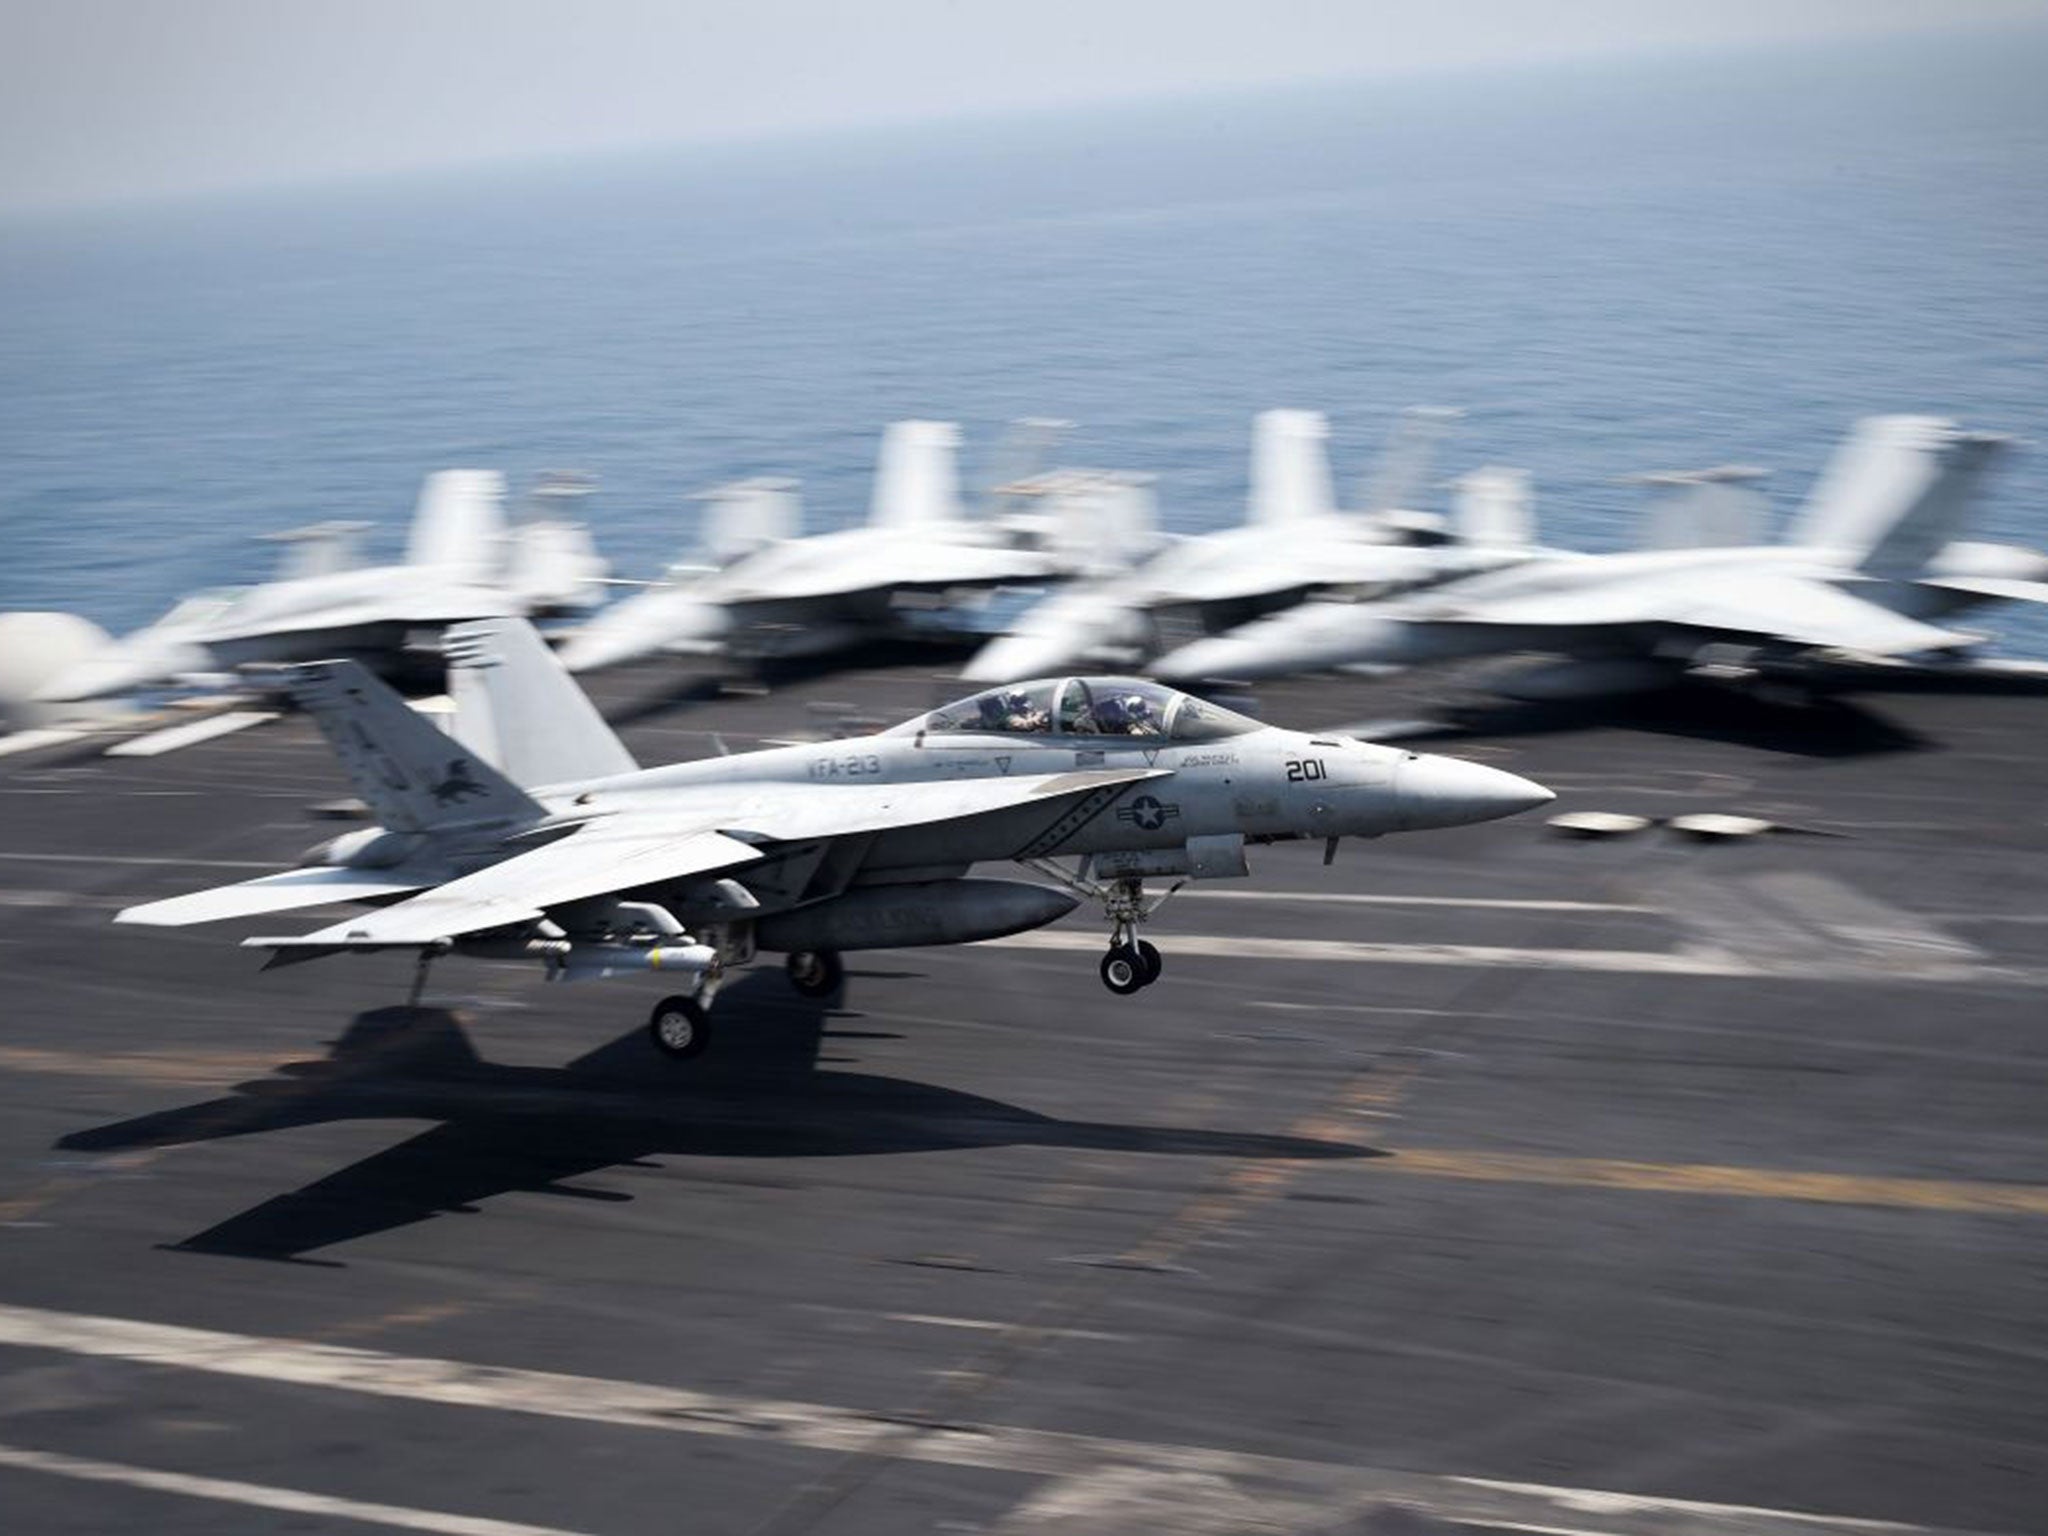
[117,618,1552,1058]
[1154,416,2048,698]
[36,470,604,703]
[559,420,1104,673]
[961,408,1536,684]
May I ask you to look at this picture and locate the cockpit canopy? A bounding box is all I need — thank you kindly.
[890,677,1264,741]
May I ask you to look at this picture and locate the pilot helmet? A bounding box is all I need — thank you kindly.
[1002,688,1033,716]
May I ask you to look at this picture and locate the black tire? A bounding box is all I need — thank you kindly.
[1134,940,1163,985]
[648,995,712,1059]
[1100,945,1147,996]
[785,949,844,999]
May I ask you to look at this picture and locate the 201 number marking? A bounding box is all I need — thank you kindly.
[1285,759,1326,782]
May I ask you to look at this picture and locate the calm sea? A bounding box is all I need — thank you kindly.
[3,28,2045,649]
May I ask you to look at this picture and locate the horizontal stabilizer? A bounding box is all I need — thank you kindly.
[117,866,432,927]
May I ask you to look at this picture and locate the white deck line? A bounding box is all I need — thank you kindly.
[0,1440,596,1536]
[103,710,278,758]
[0,1301,1994,1536]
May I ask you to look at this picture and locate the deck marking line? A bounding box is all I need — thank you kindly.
[1385,1151,2048,1216]
[0,1310,1998,1536]
[0,1303,2001,1535]
[0,1440,594,1536]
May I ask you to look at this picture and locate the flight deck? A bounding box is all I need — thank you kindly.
[1,660,2044,1535]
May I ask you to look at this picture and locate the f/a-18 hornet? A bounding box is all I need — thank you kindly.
[118,619,1552,1058]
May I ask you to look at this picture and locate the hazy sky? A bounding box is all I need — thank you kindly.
[2,0,2042,211]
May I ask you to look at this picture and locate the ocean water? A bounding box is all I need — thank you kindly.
[2,28,2046,650]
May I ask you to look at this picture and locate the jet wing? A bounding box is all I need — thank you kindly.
[1433,571,1972,656]
[723,536,1059,604]
[1921,574,2048,606]
[697,765,1172,845]
[243,767,1167,952]
[117,866,438,927]
[247,824,764,950]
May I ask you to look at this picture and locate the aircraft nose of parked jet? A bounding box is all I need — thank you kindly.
[1396,753,1554,829]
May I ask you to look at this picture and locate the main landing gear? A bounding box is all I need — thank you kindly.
[784,948,844,998]
[648,994,713,1059]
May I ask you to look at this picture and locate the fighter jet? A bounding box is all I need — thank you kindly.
[961,408,1535,684]
[37,470,602,702]
[116,618,1552,1058]
[1155,416,2048,699]
[558,420,1086,673]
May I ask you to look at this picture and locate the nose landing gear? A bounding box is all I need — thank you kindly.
[1025,859,1178,997]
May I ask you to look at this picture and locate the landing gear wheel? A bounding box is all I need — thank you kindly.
[648,995,712,1059]
[1100,945,1149,996]
[785,949,844,999]
[1133,940,1163,985]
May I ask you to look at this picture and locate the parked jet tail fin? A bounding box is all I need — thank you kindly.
[1248,409,1335,525]
[1790,416,2009,579]
[868,421,964,530]
[1634,468,1766,551]
[697,477,802,564]
[1451,467,1534,548]
[444,618,638,788]
[261,521,371,583]
[405,470,509,584]
[277,658,543,833]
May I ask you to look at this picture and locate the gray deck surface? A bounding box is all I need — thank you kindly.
[1,659,2044,1535]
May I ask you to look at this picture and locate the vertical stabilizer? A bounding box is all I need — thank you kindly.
[263,521,370,583]
[1635,467,1767,550]
[868,421,963,530]
[1791,416,2008,578]
[282,659,541,833]
[697,477,802,565]
[1359,405,1462,516]
[1248,410,1335,525]
[445,618,637,788]
[1452,467,1535,548]
[405,470,509,584]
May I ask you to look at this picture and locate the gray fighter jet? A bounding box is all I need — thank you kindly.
[117,618,1551,1058]
[1155,415,2048,698]
[37,470,606,703]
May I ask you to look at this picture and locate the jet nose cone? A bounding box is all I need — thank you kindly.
[1397,754,1554,830]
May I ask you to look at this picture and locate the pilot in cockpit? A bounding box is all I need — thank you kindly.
[1093,692,1163,737]
[977,689,1050,733]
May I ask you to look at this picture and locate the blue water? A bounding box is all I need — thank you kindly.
[3,28,2046,649]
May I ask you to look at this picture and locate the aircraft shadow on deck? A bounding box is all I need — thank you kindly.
[58,973,1369,1263]
[1399,684,1932,759]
